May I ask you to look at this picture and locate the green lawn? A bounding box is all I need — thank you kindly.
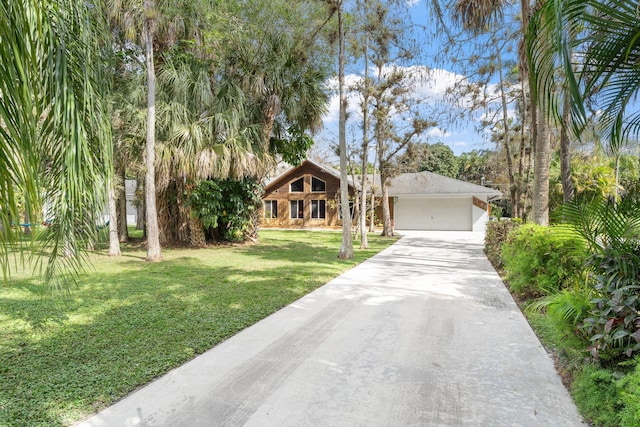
[0,230,397,427]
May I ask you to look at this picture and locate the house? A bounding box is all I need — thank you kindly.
[261,159,356,228]
[261,160,502,231]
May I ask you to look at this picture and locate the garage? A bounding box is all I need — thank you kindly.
[382,171,502,232]
[394,197,472,231]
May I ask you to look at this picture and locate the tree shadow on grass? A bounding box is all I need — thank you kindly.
[0,248,361,426]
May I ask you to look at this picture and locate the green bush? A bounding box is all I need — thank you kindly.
[581,244,640,362]
[484,219,521,269]
[501,224,587,298]
[561,198,640,361]
[572,365,623,426]
[188,178,262,242]
[529,287,593,339]
[619,359,640,426]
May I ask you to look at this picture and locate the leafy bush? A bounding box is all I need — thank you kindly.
[188,178,262,242]
[484,218,520,269]
[562,198,640,361]
[572,365,623,427]
[581,244,640,361]
[501,224,587,297]
[529,287,593,338]
[619,359,640,426]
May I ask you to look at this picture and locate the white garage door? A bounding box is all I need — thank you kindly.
[394,197,472,231]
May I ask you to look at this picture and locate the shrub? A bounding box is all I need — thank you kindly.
[188,178,262,242]
[581,244,640,361]
[619,359,640,426]
[572,365,623,426]
[562,198,640,361]
[501,224,587,298]
[529,287,593,339]
[484,218,520,269]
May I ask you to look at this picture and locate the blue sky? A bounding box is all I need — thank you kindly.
[312,0,518,161]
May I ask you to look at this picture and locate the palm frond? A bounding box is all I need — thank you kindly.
[530,0,640,149]
[560,197,640,253]
[452,0,505,34]
[0,0,111,287]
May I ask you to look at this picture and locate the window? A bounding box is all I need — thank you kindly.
[264,200,277,219]
[290,177,304,192]
[311,177,326,192]
[311,200,326,219]
[290,200,304,219]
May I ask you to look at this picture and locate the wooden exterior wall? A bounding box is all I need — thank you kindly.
[373,197,394,226]
[262,162,354,228]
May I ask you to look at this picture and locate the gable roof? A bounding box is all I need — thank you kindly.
[383,171,502,199]
[264,159,501,200]
[366,171,501,200]
[263,159,356,193]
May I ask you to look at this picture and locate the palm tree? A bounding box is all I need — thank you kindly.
[109,1,330,245]
[109,0,213,256]
[454,0,554,225]
[531,0,640,151]
[0,0,111,283]
[108,0,190,261]
[141,0,162,260]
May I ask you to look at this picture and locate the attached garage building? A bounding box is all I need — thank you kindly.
[384,172,502,232]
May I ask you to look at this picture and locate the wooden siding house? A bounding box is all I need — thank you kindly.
[261,159,355,228]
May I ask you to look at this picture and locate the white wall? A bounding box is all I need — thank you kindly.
[125,179,137,225]
[471,196,490,232]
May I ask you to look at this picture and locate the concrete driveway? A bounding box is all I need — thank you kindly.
[76,231,584,427]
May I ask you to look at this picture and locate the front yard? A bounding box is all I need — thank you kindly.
[0,230,397,426]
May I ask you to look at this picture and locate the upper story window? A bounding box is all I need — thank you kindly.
[311,177,326,192]
[290,177,304,192]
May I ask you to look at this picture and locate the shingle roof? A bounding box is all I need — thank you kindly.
[369,171,502,199]
[263,159,358,192]
[265,159,501,200]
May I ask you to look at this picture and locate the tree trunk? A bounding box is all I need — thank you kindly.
[381,177,393,236]
[497,51,518,218]
[176,178,190,243]
[156,186,170,244]
[189,215,207,247]
[560,89,575,202]
[359,185,368,248]
[521,0,550,225]
[136,175,145,231]
[369,191,375,232]
[262,94,281,150]
[337,6,353,259]
[359,7,370,250]
[532,111,550,225]
[22,212,31,235]
[515,88,528,219]
[117,165,129,242]
[144,0,161,261]
[108,175,121,256]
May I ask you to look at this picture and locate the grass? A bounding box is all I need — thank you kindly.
[0,230,398,426]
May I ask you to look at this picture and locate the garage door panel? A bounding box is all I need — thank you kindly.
[394,197,471,231]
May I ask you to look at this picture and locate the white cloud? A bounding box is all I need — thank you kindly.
[427,127,451,138]
[322,66,468,126]
[318,64,512,156]
[322,74,368,125]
